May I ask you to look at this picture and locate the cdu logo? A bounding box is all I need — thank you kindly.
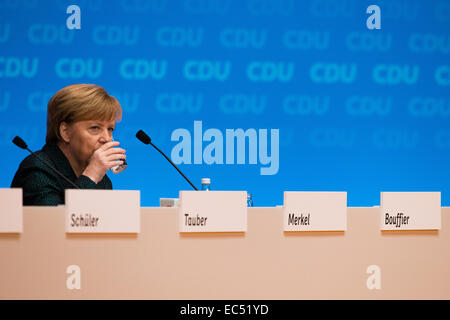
[435,131,450,150]
[279,127,295,148]
[435,2,450,23]
[408,98,450,117]
[346,32,392,52]
[120,0,166,13]
[0,91,10,111]
[27,91,53,112]
[111,92,140,113]
[57,0,103,11]
[435,65,450,86]
[247,0,294,16]
[372,129,419,150]
[156,27,203,47]
[121,125,169,147]
[310,0,355,18]
[282,95,330,115]
[0,0,37,9]
[155,93,203,114]
[247,61,294,82]
[283,30,329,50]
[0,57,38,78]
[55,58,103,79]
[183,60,231,81]
[219,94,267,115]
[0,125,40,147]
[345,96,392,116]
[184,0,230,15]
[93,26,140,45]
[220,28,266,49]
[408,34,450,54]
[373,64,419,85]
[310,63,357,84]
[383,0,419,21]
[120,59,167,80]
[309,128,355,148]
[0,24,10,43]
[28,24,74,44]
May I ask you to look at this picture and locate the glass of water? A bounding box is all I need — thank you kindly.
[110,136,127,174]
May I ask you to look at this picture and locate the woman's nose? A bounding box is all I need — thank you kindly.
[99,129,112,143]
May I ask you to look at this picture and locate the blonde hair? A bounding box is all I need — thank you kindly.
[46,84,122,143]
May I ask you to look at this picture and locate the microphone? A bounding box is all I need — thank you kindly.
[136,130,198,191]
[12,136,80,189]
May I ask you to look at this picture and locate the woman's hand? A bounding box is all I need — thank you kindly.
[81,141,126,183]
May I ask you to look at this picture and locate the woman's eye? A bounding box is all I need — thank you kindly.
[108,127,114,132]
[90,126,100,130]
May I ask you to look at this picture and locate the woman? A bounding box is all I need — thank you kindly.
[11,84,126,205]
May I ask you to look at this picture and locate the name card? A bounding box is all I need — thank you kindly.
[65,190,140,233]
[0,188,23,233]
[179,191,247,232]
[381,192,441,230]
[283,192,347,231]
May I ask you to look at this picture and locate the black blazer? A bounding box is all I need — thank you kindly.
[11,142,112,206]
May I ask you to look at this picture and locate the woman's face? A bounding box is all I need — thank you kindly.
[61,119,116,165]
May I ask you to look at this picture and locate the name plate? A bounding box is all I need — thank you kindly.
[283,192,347,231]
[65,190,140,233]
[0,188,23,233]
[179,191,247,232]
[381,192,441,230]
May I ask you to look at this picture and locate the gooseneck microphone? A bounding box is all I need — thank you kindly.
[136,130,198,191]
[12,136,80,189]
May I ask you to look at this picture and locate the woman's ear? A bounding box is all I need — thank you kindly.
[59,122,71,143]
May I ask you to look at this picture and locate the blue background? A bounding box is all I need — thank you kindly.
[1,0,449,207]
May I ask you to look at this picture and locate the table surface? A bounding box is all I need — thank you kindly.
[1,207,449,299]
